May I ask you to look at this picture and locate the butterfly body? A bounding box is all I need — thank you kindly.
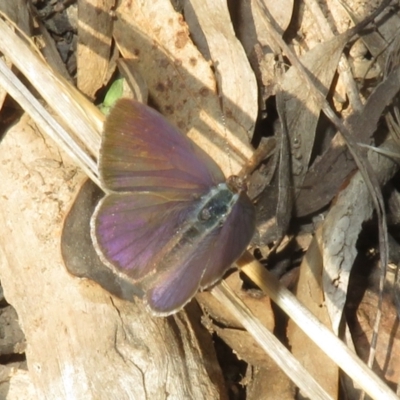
[91,99,255,315]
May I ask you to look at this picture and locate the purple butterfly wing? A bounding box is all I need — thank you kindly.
[145,234,219,315]
[145,192,255,315]
[99,99,225,193]
[91,191,198,281]
[199,192,255,288]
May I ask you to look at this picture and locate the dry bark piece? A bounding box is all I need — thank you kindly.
[217,326,294,400]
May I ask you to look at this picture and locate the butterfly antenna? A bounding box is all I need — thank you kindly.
[213,60,234,177]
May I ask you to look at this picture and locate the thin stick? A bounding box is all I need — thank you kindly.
[0,16,103,156]
[0,59,100,186]
[212,282,334,400]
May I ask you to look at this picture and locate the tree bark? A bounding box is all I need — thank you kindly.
[0,114,226,399]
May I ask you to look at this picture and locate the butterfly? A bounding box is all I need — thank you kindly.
[91,98,255,316]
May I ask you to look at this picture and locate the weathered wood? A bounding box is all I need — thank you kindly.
[0,115,226,399]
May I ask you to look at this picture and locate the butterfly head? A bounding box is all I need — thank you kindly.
[226,175,248,194]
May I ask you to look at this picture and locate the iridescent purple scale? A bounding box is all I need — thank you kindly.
[91,98,255,315]
[93,192,198,280]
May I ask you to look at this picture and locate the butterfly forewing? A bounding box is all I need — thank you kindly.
[99,99,225,193]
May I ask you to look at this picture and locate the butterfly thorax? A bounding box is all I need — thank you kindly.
[199,186,235,225]
[150,183,238,269]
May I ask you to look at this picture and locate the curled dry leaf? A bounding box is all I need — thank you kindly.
[236,0,294,97]
[321,142,399,334]
[183,0,257,137]
[113,0,257,176]
[296,60,400,216]
[77,0,114,98]
[278,32,351,190]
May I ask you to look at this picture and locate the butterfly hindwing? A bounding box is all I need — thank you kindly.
[92,191,198,281]
[145,192,256,315]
